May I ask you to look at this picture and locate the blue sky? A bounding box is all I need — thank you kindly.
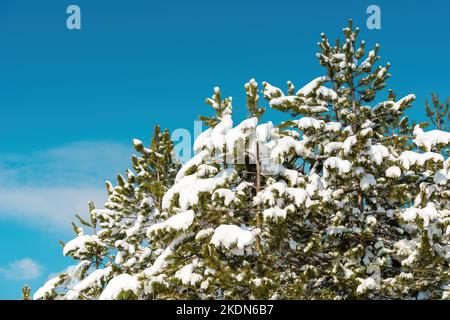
[0,0,448,299]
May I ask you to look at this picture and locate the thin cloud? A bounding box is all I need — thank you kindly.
[0,141,132,231]
[0,258,43,281]
[0,186,106,228]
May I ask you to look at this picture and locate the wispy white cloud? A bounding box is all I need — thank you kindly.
[0,186,107,228]
[0,258,43,280]
[0,141,132,231]
[0,141,132,186]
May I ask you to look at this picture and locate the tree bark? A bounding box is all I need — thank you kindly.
[255,141,262,253]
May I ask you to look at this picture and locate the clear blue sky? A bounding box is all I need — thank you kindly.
[0,0,448,299]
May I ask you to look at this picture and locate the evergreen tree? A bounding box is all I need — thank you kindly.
[426,93,449,131]
[22,285,31,300]
[34,20,450,300]
[33,126,179,300]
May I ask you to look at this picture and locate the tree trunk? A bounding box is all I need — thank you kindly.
[255,141,262,253]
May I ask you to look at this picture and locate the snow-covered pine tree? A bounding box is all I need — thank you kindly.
[140,22,450,299]
[34,20,450,300]
[33,126,179,300]
[258,19,450,299]
[137,73,338,299]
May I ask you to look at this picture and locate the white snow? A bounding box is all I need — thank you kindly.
[225,117,258,153]
[288,239,298,250]
[386,166,401,178]
[323,157,352,176]
[147,210,195,235]
[195,228,214,240]
[33,276,62,300]
[326,226,356,236]
[360,128,373,137]
[192,115,233,154]
[394,239,417,256]
[360,50,375,69]
[296,76,329,96]
[175,150,208,183]
[210,225,255,255]
[63,235,104,257]
[324,121,342,132]
[306,173,325,198]
[143,235,190,278]
[254,182,309,209]
[445,158,450,171]
[342,125,353,135]
[132,138,143,148]
[362,119,375,129]
[342,136,357,155]
[196,164,218,177]
[367,144,390,165]
[393,239,418,266]
[299,105,329,113]
[251,277,272,287]
[269,96,298,109]
[213,189,237,206]
[263,206,287,220]
[413,125,450,151]
[401,203,439,227]
[66,267,112,300]
[236,181,254,196]
[174,263,203,286]
[373,95,416,113]
[324,142,343,154]
[396,94,416,108]
[140,197,154,208]
[262,82,284,99]
[193,127,213,154]
[377,67,388,79]
[286,188,309,207]
[162,168,237,211]
[295,117,324,130]
[433,170,448,185]
[366,216,377,226]
[270,136,305,163]
[398,151,444,170]
[256,122,274,143]
[254,182,286,206]
[99,274,139,300]
[360,174,376,191]
[316,86,338,100]
[275,166,299,186]
[356,277,379,295]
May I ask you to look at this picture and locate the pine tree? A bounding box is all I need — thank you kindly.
[32,126,179,300]
[257,19,450,299]
[426,93,449,131]
[34,20,450,300]
[22,285,31,300]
